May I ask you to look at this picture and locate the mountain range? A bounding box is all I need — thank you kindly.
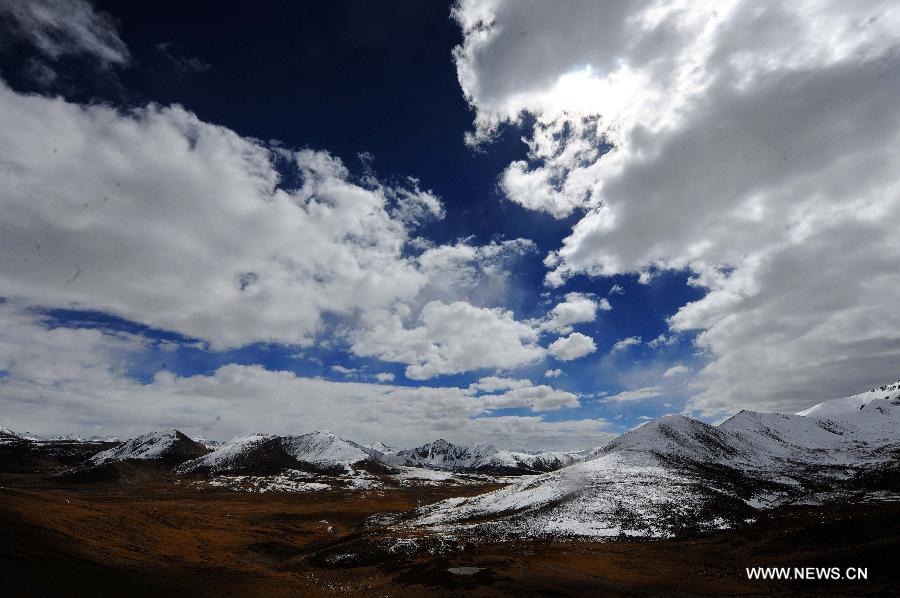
[3,377,899,541]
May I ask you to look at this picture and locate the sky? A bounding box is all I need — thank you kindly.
[0,0,898,449]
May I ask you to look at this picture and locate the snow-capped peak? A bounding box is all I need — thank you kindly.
[90,429,208,466]
[281,430,373,467]
[796,378,900,418]
[365,441,396,454]
[177,433,287,475]
[390,439,499,470]
[587,415,738,464]
[0,425,23,443]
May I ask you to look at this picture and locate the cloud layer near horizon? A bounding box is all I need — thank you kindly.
[0,302,608,449]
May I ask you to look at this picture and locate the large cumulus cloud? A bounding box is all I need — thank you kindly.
[453,0,900,414]
[0,80,548,380]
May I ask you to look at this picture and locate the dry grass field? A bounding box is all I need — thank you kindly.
[1,464,898,597]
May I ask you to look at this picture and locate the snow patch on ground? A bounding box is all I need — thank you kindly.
[195,470,331,493]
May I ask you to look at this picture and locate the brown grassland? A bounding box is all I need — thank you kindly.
[2,460,899,597]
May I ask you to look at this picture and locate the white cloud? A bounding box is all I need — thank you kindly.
[0,81,451,350]
[540,291,608,334]
[483,384,579,411]
[0,303,603,450]
[415,238,536,305]
[548,332,596,361]
[0,79,549,382]
[605,386,664,402]
[544,368,562,379]
[611,336,641,353]
[331,365,357,376]
[374,372,395,383]
[0,0,129,66]
[352,300,544,380]
[647,334,677,349]
[608,284,625,295]
[469,376,531,393]
[452,0,900,414]
[663,365,689,378]
[388,177,445,226]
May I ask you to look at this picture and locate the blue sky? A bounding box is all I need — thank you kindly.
[1,0,898,448]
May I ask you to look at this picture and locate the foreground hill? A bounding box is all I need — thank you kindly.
[414,381,900,539]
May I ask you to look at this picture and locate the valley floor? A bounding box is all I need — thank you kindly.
[1,470,898,597]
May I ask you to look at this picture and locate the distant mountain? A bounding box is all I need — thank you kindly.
[178,431,396,476]
[475,449,579,474]
[282,430,394,474]
[414,379,900,540]
[387,438,579,474]
[365,441,396,454]
[0,426,23,444]
[192,436,223,450]
[390,439,498,470]
[177,434,299,476]
[90,430,209,468]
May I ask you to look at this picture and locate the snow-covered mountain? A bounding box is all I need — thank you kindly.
[471,449,579,474]
[177,434,299,476]
[192,436,223,450]
[0,426,22,444]
[389,439,498,470]
[178,430,396,476]
[797,379,900,418]
[365,441,396,454]
[414,380,900,540]
[90,430,209,467]
[385,438,579,475]
[282,430,392,473]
